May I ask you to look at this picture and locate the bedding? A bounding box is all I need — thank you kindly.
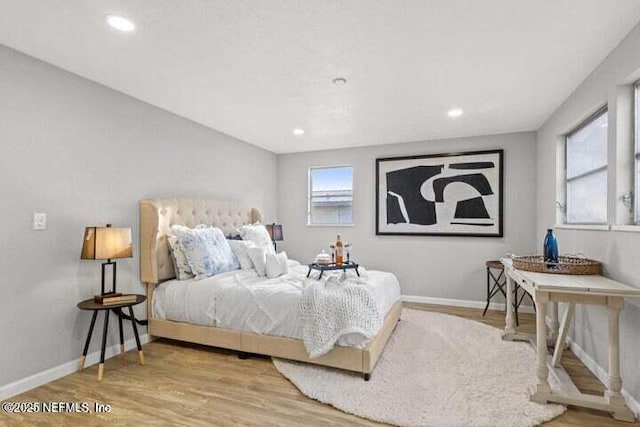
[247,246,268,276]
[171,225,240,279]
[227,239,256,270]
[266,251,289,278]
[167,235,194,280]
[237,223,276,255]
[153,260,401,350]
[300,275,382,357]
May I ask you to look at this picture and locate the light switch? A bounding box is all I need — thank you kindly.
[33,213,46,230]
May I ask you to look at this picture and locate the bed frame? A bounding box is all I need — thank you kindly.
[140,198,401,380]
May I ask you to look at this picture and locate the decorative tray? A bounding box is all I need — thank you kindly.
[512,255,601,275]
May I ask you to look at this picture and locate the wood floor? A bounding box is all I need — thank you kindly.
[1,303,638,426]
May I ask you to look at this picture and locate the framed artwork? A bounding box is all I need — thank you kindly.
[376,149,503,237]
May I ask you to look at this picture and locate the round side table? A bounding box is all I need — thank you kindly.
[77,294,146,381]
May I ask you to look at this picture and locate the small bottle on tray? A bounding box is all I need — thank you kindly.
[335,234,343,265]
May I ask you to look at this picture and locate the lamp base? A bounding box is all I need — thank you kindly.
[101,260,118,296]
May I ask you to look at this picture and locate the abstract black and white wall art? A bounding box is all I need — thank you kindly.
[376,150,503,237]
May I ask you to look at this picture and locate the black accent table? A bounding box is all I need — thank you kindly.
[307,261,360,279]
[482,260,535,326]
[77,294,146,381]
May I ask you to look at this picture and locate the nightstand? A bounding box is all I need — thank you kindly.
[77,294,146,381]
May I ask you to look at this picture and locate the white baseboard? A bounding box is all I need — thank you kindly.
[567,339,640,418]
[401,294,535,314]
[0,334,149,401]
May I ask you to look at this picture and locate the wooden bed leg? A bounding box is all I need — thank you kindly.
[238,352,249,360]
[363,373,371,381]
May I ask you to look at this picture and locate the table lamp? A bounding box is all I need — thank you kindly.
[81,224,133,296]
[265,223,284,251]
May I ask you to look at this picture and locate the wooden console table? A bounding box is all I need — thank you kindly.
[500,258,640,422]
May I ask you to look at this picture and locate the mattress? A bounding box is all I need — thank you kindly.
[153,260,401,347]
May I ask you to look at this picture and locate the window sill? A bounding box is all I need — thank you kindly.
[554,224,610,231]
[611,225,640,233]
[306,223,355,228]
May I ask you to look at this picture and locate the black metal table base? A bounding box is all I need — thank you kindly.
[483,265,536,325]
[307,262,360,280]
[79,308,144,381]
[483,266,506,315]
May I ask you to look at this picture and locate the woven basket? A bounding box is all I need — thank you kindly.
[512,255,601,275]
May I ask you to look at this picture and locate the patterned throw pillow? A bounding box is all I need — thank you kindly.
[171,225,240,279]
[237,223,276,255]
[167,235,194,280]
[228,240,256,270]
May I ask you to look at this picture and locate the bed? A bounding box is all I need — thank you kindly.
[140,198,402,379]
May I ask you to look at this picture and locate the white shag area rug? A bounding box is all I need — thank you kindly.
[273,309,566,427]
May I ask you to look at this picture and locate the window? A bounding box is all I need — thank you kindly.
[635,82,640,223]
[308,166,353,225]
[565,108,608,224]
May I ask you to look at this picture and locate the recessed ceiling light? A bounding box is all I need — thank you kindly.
[293,128,305,135]
[333,77,347,86]
[105,15,135,32]
[447,108,464,118]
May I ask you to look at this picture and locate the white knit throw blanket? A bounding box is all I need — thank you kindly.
[300,275,382,358]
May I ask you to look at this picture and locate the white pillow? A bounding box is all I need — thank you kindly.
[266,251,289,278]
[238,223,276,255]
[228,240,256,270]
[247,246,267,276]
[167,235,194,280]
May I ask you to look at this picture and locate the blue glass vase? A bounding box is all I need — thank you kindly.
[543,229,559,263]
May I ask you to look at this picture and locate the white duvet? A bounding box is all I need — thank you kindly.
[153,260,401,348]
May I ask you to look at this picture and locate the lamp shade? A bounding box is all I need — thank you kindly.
[266,223,284,241]
[81,226,133,260]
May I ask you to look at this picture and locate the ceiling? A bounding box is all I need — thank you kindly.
[1,1,639,154]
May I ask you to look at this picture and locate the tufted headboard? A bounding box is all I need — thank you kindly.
[139,198,262,284]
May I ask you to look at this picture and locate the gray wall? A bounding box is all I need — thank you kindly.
[278,132,537,301]
[536,23,640,404]
[0,44,278,388]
